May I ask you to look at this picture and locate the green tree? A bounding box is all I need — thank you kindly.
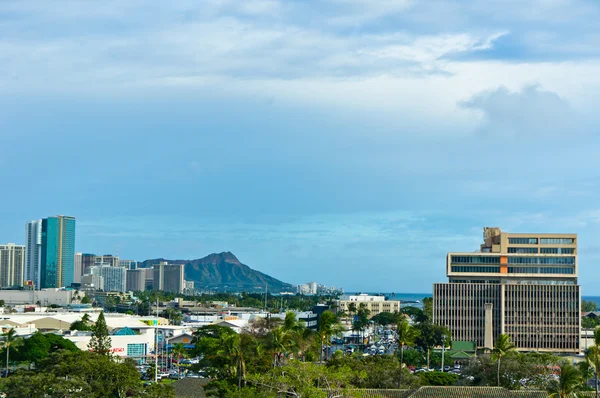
[371,312,402,326]
[171,342,187,379]
[492,334,516,387]
[70,314,93,331]
[318,311,343,362]
[422,297,433,321]
[3,371,90,397]
[396,318,419,386]
[582,300,598,312]
[548,362,583,398]
[88,311,112,355]
[1,328,22,376]
[415,322,450,369]
[419,370,459,386]
[81,295,91,304]
[586,328,600,398]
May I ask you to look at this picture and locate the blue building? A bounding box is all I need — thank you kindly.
[40,215,76,288]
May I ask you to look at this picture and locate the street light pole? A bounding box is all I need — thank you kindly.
[441,335,446,372]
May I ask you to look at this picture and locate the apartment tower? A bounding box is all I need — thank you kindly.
[433,227,580,353]
[40,215,76,288]
[153,261,185,293]
[0,243,26,288]
[25,220,43,286]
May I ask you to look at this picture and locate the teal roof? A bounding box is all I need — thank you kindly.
[114,327,136,336]
[451,340,476,351]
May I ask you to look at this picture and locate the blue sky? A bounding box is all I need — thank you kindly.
[2,0,600,293]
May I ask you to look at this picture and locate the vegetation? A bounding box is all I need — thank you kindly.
[1,328,22,376]
[88,311,111,355]
[582,300,598,313]
[2,350,173,397]
[493,334,517,386]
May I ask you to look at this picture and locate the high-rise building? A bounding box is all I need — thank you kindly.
[126,269,146,292]
[74,253,83,284]
[25,220,43,286]
[0,243,26,288]
[433,227,580,353]
[89,265,127,292]
[40,215,76,288]
[153,261,185,293]
[81,274,104,291]
[119,260,137,270]
[95,254,119,267]
[81,253,95,275]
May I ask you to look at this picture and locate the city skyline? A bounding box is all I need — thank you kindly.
[2,1,600,293]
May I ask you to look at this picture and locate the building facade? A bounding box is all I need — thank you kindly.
[40,215,76,289]
[95,255,119,267]
[89,265,127,292]
[119,260,137,270]
[153,262,185,293]
[126,269,145,292]
[81,274,104,291]
[335,294,402,317]
[0,244,26,288]
[433,227,580,353]
[25,220,43,287]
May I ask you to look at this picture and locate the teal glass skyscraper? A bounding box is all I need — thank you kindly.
[40,215,76,288]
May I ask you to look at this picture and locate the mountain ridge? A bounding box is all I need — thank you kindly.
[140,252,294,292]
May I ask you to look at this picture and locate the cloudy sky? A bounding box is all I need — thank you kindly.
[2,0,600,293]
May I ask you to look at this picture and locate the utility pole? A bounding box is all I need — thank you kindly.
[155,297,159,383]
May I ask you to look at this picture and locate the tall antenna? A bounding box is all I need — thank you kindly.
[115,243,119,258]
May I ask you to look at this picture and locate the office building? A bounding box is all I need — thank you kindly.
[126,269,146,292]
[95,254,119,267]
[89,265,127,292]
[153,262,185,293]
[40,216,76,289]
[335,294,402,317]
[433,227,580,353]
[80,253,95,275]
[81,274,104,291]
[25,220,43,286]
[119,260,137,270]
[0,244,26,288]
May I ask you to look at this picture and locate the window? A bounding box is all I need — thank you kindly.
[507,256,575,265]
[508,238,538,244]
[540,238,574,245]
[450,266,500,273]
[540,248,575,254]
[450,256,500,264]
[508,247,538,254]
[127,343,147,357]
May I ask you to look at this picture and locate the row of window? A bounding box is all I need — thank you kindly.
[450,256,500,264]
[507,267,575,274]
[507,237,575,245]
[450,255,575,265]
[508,257,575,265]
[507,247,538,253]
[451,266,500,273]
[540,248,575,254]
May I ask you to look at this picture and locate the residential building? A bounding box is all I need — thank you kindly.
[298,282,318,295]
[126,269,145,292]
[433,227,580,353]
[153,262,185,293]
[74,253,83,284]
[335,294,402,317]
[89,265,127,292]
[144,268,153,290]
[0,244,26,288]
[25,220,42,286]
[40,215,76,289]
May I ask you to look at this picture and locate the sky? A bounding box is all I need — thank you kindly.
[2,0,600,293]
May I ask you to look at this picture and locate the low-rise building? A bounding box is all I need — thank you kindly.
[335,294,402,317]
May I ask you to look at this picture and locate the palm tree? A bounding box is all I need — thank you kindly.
[1,328,21,377]
[268,326,296,367]
[586,328,600,398]
[549,362,584,398]
[492,334,516,387]
[318,311,343,363]
[171,343,187,379]
[396,318,419,387]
